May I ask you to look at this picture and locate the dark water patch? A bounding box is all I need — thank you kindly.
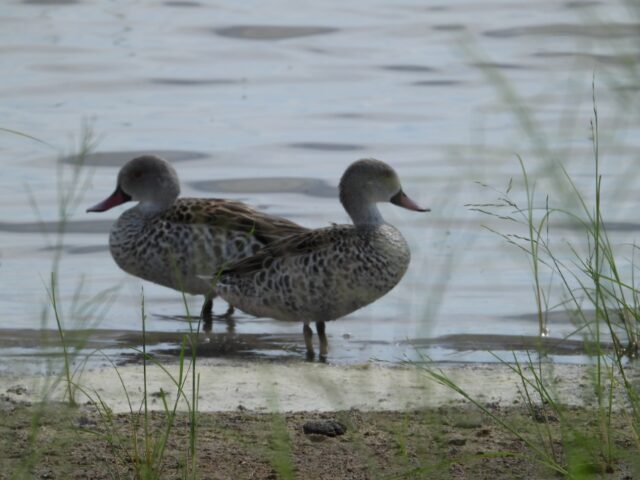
[330,112,430,122]
[587,52,640,65]
[333,113,367,119]
[0,220,112,235]
[0,328,302,363]
[149,334,302,361]
[406,334,613,355]
[485,23,640,39]
[31,64,114,73]
[0,45,89,54]
[289,142,363,151]
[533,50,640,66]
[426,5,448,11]
[380,64,437,73]
[0,329,112,350]
[433,24,465,32]
[565,0,601,8]
[163,0,201,6]
[301,46,330,55]
[214,25,338,41]
[149,78,238,86]
[515,310,586,324]
[189,177,337,198]
[0,326,612,366]
[507,311,580,328]
[60,150,209,166]
[515,308,631,326]
[23,0,78,4]
[412,79,461,87]
[40,245,109,255]
[600,221,640,232]
[616,84,640,92]
[555,220,640,232]
[472,61,527,70]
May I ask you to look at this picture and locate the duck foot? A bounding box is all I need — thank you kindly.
[202,318,213,333]
[215,305,235,319]
[303,323,315,361]
[201,297,235,332]
[202,316,235,333]
[213,305,236,332]
[222,316,236,333]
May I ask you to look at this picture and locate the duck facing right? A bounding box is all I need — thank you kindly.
[216,158,429,360]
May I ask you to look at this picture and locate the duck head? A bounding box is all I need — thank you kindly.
[339,158,428,225]
[87,155,180,213]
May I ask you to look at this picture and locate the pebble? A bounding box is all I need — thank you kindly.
[303,420,347,437]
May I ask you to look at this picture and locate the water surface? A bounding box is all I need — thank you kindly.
[1,0,639,373]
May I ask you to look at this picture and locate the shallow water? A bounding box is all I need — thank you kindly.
[2,0,640,373]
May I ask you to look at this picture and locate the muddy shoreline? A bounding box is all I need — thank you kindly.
[2,356,639,478]
[2,399,638,479]
[0,326,609,378]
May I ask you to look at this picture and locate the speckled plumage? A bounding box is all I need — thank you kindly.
[217,224,410,322]
[88,155,308,318]
[216,158,428,359]
[110,197,307,297]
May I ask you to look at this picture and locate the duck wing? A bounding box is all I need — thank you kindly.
[220,224,353,277]
[164,198,308,243]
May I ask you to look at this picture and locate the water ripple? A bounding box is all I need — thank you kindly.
[189,177,337,198]
[486,23,640,39]
[214,25,338,41]
[60,150,210,167]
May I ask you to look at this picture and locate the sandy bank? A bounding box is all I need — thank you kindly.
[2,360,634,413]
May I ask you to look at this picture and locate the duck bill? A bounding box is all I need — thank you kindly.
[86,187,131,213]
[390,190,429,212]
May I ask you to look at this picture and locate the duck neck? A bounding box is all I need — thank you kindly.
[136,198,173,216]
[342,195,384,227]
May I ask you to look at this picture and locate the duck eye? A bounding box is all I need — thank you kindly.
[133,170,143,179]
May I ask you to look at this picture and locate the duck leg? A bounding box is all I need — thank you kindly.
[303,322,315,360]
[202,293,236,333]
[316,321,328,361]
[202,294,236,318]
[201,293,214,332]
[216,301,235,333]
[220,304,235,318]
[201,296,213,317]
[200,290,216,320]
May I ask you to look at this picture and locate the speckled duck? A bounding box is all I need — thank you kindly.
[87,155,308,319]
[216,158,428,359]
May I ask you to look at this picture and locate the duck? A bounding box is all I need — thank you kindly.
[87,155,308,321]
[216,158,428,360]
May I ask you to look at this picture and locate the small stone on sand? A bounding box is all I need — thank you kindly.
[303,419,346,437]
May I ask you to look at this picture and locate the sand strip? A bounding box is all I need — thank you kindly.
[2,360,636,413]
